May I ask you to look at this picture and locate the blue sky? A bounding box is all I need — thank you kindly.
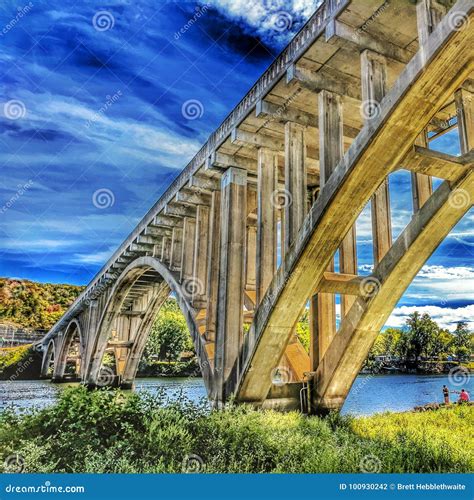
[0,0,472,330]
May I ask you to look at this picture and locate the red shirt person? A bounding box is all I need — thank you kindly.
[459,389,470,402]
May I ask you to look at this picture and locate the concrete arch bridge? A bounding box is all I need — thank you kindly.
[39,0,474,413]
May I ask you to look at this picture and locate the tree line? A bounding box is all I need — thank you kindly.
[0,278,84,330]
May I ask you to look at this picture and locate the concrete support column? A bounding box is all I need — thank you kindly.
[319,90,343,185]
[206,191,221,342]
[455,87,474,154]
[279,208,286,264]
[193,205,210,303]
[416,0,447,47]
[181,217,196,283]
[245,186,257,297]
[284,122,307,254]
[256,148,278,304]
[160,236,170,263]
[339,227,357,316]
[412,130,433,212]
[83,300,99,374]
[361,49,392,264]
[319,89,358,318]
[311,89,344,367]
[245,224,257,292]
[215,167,247,402]
[309,295,320,371]
[170,226,183,271]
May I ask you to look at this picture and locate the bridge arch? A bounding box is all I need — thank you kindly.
[40,339,56,379]
[52,319,85,381]
[311,177,473,411]
[84,256,212,393]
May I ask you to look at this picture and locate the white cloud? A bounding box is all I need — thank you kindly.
[202,0,319,47]
[72,247,116,265]
[407,265,474,302]
[386,304,474,331]
[417,265,474,280]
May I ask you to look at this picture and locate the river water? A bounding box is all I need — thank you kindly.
[0,374,471,416]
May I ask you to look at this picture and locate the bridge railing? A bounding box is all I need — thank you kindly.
[0,325,46,347]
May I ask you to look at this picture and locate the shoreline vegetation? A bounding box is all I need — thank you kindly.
[0,386,472,473]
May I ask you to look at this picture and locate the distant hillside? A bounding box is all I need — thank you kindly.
[0,278,84,331]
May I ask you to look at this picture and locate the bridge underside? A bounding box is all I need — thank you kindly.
[40,0,474,413]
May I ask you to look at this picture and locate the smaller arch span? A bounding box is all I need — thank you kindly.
[52,319,85,382]
[40,340,56,379]
[84,256,213,395]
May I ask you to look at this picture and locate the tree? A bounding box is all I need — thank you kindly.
[452,321,472,361]
[142,299,193,363]
[405,312,440,361]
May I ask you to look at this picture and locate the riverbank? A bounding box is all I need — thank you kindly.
[0,386,472,473]
[0,345,42,380]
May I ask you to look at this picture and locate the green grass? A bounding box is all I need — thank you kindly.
[0,386,471,473]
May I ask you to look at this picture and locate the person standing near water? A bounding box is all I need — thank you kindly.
[442,385,450,404]
[459,389,470,403]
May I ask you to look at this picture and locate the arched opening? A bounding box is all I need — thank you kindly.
[54,320,83,381]
[40,340,55,379]
[85,257,212,394]
[137,297,198,377]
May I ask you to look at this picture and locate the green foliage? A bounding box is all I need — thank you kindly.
[0,345,32,374]
[0,278,83,330]
[0,387,471,473]
[296,309,310,352]
[405,312,441,359]
[452,322,472,361]
[141,299,194,366]
[365,313,473,370]
[138,359,199,377]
